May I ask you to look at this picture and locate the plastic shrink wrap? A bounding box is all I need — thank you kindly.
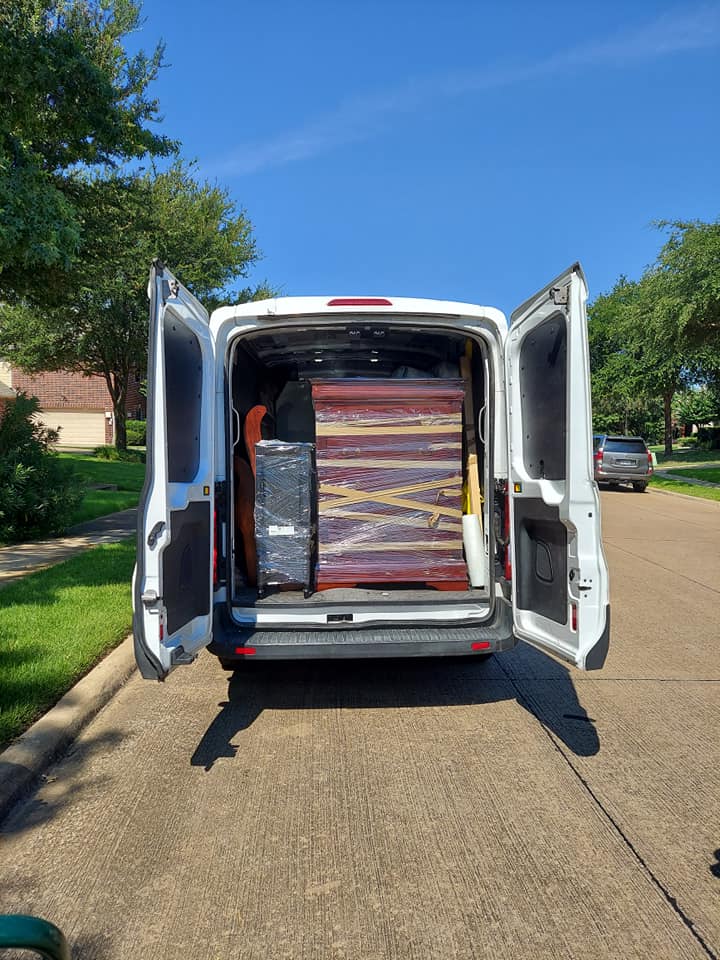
[311,379,468,589]
[254,440,316,595]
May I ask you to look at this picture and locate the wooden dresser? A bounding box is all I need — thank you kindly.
[311,379,468,589]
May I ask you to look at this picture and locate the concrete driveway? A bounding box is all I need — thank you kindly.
[1,489,718,959]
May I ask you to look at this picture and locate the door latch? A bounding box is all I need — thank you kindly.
[147,521,165,547]
[570,569,592,591]
[141,589,161,607]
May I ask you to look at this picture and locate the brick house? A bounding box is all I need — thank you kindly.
[0,362,145,447]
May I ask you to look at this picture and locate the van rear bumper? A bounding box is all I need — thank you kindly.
[209,597,515,660]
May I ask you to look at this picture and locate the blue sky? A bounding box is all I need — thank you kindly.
[133,1,720,318]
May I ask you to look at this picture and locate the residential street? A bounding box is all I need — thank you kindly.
[1,489,718,960]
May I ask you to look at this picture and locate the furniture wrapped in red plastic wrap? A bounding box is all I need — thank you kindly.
[311,379,468,589]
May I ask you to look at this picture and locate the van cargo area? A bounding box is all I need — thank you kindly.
[226,321,495,623]
[135,264,610,679]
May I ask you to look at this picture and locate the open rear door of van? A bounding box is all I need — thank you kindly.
[133,261,215,680]
[506,264,610,670]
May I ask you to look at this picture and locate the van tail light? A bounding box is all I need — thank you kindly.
[571,603,578,632]
[471,641,491,651]
[235,646,256,655]
[213,508,219,588]
[504,488,512,582]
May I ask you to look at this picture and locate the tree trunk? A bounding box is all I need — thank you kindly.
[114,399,127,451]
[103,370,129,452]
[663,391,673,457]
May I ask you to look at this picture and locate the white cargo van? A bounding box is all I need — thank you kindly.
[133,261,610,680]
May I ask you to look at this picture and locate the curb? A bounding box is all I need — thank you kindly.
[648,487,720,506]
[0,634,137,824]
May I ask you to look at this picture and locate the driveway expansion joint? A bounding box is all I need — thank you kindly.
[497,657,720,960]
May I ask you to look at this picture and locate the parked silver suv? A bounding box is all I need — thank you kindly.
[593,435,653,492]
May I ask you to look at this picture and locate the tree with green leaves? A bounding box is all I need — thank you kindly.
[673,385,720,435]
[651,220,720,353]
[0,0,175,305]
[589,219,720,455]
[588,277,648,435]
[0,162,268,449]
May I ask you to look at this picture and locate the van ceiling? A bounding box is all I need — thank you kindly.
[241,322,469,379]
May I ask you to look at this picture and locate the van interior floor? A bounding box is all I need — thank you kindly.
[233,585,490,606]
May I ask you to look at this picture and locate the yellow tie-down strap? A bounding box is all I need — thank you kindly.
[319,475,463,524]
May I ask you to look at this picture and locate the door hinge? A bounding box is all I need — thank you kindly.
[171,646,196,666]
[214,480,228,512]
[550,285,569,306]
[141,589,161,607]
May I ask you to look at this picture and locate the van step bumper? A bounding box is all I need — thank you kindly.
[210,599,514,660]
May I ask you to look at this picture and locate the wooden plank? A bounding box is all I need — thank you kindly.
[459,354,475,442]
[467,453,483,516]
[460,352,484,521]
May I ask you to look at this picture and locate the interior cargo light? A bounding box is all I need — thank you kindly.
[471,641,491,651]
[235,646,257,655]
[326,298,393,306]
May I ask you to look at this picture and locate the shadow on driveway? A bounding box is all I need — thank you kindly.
[191,646,599,771]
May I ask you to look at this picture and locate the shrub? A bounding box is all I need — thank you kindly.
[92,445,146,463]
[0,394,82,541]
[696,427,720,449]
[126,419,146,446]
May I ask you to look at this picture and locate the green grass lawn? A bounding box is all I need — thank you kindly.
[663,466,720,484]
[58,453,146,525]
[0,538,136,749]
[68,489,140,525]
[649,444,720,468]
[58,452,146,491]
[650,474,720,502]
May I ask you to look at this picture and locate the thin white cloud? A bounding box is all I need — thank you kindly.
[212,5,720,177]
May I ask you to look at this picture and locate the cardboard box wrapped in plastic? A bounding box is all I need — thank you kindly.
[254,440,316,597]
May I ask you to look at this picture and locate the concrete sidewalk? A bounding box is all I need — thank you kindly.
[0,508,137,587]
[654,469,720,488]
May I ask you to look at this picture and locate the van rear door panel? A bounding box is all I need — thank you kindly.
[514,499,567,624]
[133,261,215,680]
[507,264,610,670]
